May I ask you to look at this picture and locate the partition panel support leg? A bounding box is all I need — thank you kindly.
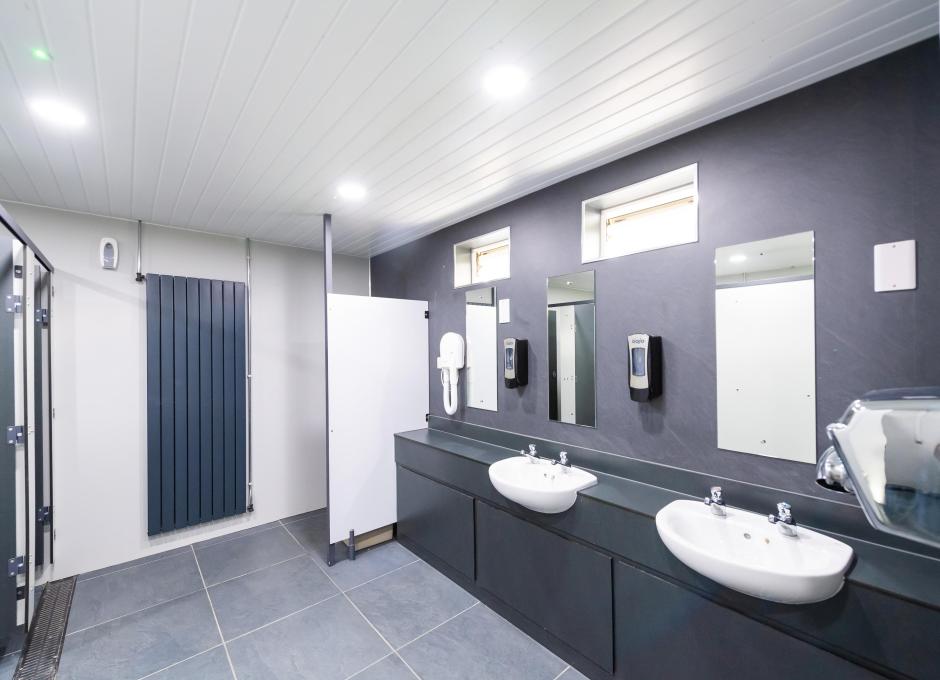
[348,530,356,561]
[327,542,336,567]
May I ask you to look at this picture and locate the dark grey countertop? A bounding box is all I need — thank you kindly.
[396,427,940,612]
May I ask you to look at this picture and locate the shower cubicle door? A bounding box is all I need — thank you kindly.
[326,294,429,549]
[0,234,17,641]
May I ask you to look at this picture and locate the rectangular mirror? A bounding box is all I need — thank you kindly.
[547,271,596,427]
[715,231,816,463]
[465,286,497,411]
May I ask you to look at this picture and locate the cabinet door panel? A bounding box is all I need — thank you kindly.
[614,562,880,680]
[477,502,613,672]
[397,466,475,579]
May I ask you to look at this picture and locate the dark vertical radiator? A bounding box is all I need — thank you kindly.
[146,275,247,535]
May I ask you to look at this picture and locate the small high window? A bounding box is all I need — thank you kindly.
[582,164,698,263]
[454,227,510,288]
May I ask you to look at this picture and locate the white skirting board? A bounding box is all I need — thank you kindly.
[326,294,429,545]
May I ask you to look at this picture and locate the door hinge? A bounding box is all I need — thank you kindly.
[15,585,26,600]
[37,506,51,525]
[7,556,24,577]
[6,425,23,445]
[13,265,22,279]
[4,294,21,314]
[35,308,49,326]
[424,310,429,319]
[425,413,430,422]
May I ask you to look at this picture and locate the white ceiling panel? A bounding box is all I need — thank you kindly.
[0,0,935,256]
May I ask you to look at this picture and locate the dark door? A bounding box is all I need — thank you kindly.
[0,234,17,641]
[33,265,50,567]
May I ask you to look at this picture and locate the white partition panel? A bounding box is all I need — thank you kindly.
[327,294,429,545]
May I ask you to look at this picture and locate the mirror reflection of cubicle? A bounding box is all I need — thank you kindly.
[547,271,595,428]
[715,231,816,463]
[465,287,497,411]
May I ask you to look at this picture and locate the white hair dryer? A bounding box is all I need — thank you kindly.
[437,332,465,416]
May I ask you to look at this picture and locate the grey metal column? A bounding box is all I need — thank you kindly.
[322,214,336,566]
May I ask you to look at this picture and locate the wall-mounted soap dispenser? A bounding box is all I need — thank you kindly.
[628,333,662,402]
[503,338,528,388]
[437,332,465,415]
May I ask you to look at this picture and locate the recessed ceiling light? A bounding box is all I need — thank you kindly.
[31,48,52,62]
[729,253,747,263]
[482,65,527,99]
[29,98,86,129]
[337,182,366,201]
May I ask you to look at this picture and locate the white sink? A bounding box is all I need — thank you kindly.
[655,500,854,604]
[488,456,598,513]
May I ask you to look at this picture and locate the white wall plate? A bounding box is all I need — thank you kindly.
[874,240,916,292]
[498,298,511,323]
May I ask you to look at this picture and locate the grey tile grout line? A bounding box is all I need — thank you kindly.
[191,545,239,680]
[77,548,193,583]
[207,551,307,588]
[192,522,284,551]
[342,651,394,680]
[132,643,226,680]
[65,586,208,637]
[279,520,424,680]
[223,591,343,644]
[394,601,480,652]
[342,558,422,593]
[551,666,571,680]
[280,510,327,526]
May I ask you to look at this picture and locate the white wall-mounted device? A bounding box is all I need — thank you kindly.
[99,237,118,270]
[437,332,465,415]
[874,239,916,292]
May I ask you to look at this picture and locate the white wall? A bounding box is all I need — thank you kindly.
[6,203,369,578]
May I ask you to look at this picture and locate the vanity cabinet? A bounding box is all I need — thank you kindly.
[396,466,475,579]
[476,502,614,672]
[614,562,881,680]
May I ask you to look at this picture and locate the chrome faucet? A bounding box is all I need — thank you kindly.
[520,443,538,463]
[704,486,726,517]
[768,502,797,537]
[554,451,571,470]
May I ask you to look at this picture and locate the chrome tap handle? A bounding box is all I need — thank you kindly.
[559,451,569,467]
[528,444,537,456]
[704,486,726,516]
[769,502,797,536]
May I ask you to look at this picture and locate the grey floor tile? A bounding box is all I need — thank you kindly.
[193,521,282,550]
[350,653,416,680]
[68,551,203,632]
[347,561,476,648]
[281,514,329,560]
[0,652,18,680]
[209,555,339,639]
[558,666,589,680]
[58,591,221,680]
[194,526,303,586]
[399,604,566,680]
[147,645,234,680]
[281,508,326,525]
[78,546,192,582]
[227,595,389,680]
[0,629,23,657]
[319,541,419,591]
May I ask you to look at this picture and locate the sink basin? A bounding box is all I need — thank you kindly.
[655,500,854,604]
[488,457,598,513]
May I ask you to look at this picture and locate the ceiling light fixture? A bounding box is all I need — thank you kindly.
[729,254,747,263]
[482,65,528,99]
[31,48,52,62]
[337,182,366,201]
[28,98,86,129]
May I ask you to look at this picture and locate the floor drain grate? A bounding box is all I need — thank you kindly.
[13,576,76,680]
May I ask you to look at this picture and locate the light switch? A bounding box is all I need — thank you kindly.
[498,298,511,323]
[874,240,916,292]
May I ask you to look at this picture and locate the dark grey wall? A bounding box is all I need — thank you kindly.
[371,39,940,499]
